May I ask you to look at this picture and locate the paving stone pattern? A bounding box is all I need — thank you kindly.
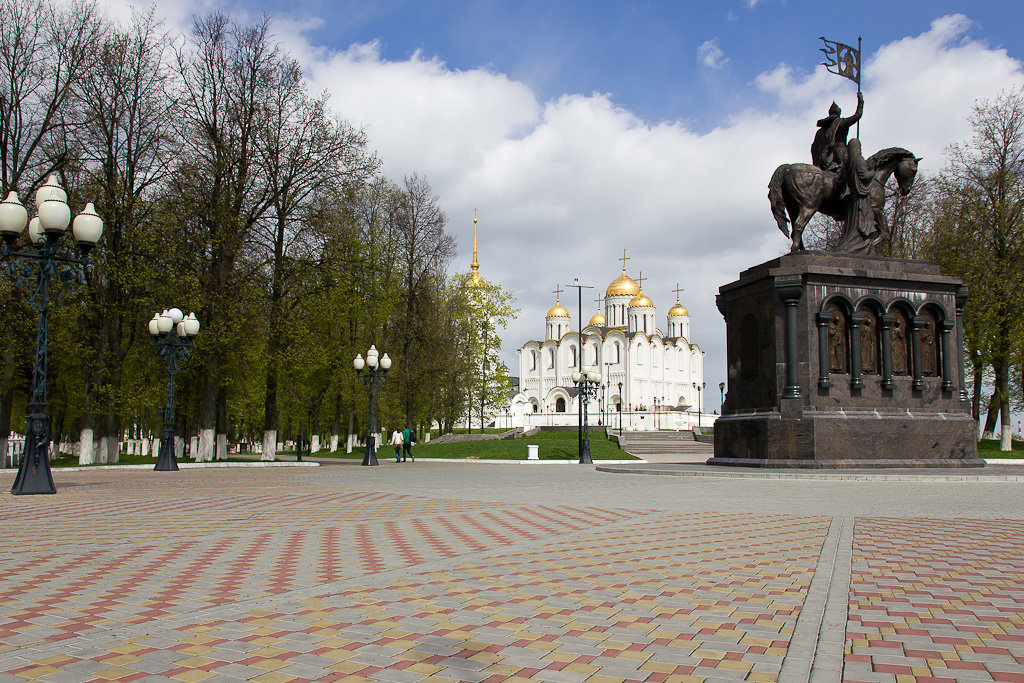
[845,518,1024,683]
[0,465,1023,682]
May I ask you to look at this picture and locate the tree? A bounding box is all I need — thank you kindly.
[69,8,176,463]
[255,66,377,460]
[173,13,288,461]
[928,88,1024,451]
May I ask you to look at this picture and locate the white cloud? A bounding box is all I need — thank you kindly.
[697,39,729,69]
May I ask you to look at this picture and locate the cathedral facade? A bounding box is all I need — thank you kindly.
[509,258,706,430]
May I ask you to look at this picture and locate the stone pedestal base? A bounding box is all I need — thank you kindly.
[712,252,982,469]
[710,409,981,468]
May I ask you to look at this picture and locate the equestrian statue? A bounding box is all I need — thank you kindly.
[768,92,921,254]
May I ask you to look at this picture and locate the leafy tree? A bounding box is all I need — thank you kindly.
[928,88,1024,451]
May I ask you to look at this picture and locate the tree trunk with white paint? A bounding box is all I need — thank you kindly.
[78,427,96,464]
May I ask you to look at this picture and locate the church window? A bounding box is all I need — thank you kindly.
[548,348,554,369]
[555,397,566,412]
[529,350,537,371]
[615,342,621,363]
[592,345,599,364]
[570,346,577,366]
[643,316,647,334]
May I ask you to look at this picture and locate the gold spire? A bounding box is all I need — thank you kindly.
[465,208,483,287]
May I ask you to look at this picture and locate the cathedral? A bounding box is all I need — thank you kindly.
[509,252,706,430]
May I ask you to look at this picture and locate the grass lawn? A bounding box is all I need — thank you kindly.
[49,452,257,467]
[413,429,638,460]
[977,439,1024,458]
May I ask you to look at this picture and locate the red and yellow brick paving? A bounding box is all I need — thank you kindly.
[0,468,828,682]
[845,518,1024,683]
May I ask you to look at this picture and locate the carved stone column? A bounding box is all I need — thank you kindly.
[940,319,955,392]
[910,316,924,391]
[776,282,803,399]
[880,314,894,390]
[849,313,864,390]
[955,287,969,400]
[816,311,832,389]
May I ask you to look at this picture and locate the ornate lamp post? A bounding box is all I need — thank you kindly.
[617,381,623,432]
[148,308,200,471]
[0,177,102,495]
[353,345,391,467]
[693,381,705,428]
[719,381,726,414]
[572,366,602,464]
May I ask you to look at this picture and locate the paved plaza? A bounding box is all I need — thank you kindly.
[1,461,1023,683]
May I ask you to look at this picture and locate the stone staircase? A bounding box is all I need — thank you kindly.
[621,430,713,460]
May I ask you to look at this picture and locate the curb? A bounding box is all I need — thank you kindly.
[594,463,1024,481]
[0,461,321,473]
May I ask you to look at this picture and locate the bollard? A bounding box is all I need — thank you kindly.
[527,444,539,460]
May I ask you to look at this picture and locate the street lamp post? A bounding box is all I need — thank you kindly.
[719,381,726,414]
[572,367,602,464]
[0,177,103,494]
[653,396,660,430]
[353,345,391,466]
[617,381,623,432]
[148,308,200,471]
[693,381,706,428]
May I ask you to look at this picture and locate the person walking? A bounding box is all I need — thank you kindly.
[401,425,415,462]
[389,428,403,463]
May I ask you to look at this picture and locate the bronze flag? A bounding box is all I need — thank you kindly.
[819,36,860,86]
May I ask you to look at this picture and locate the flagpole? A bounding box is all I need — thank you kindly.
[856,36,862,138]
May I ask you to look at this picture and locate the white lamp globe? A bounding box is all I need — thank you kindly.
[27,217,44,245]
[72,203,103,247]
[157,310,173,333]
[176,322,187,337]
[589,370,601,383]
[183,313,200,336]
[380,353,392,370]
[35,175,67,205]
[353,354,365,371]
[37,198,70,234]
[367,352,378,369]
[0,192,28,238]
[168,308,184,325]
[148,314,160,336]
[571,371,582,383]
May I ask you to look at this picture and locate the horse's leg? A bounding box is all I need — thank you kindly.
[791,206,817,251]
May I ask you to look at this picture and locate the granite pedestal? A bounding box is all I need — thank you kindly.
[710,252,981,468]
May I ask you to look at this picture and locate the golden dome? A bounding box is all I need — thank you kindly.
[465,271,483,287]
[606,269,640,297]
[628,292,654,308]
[547,301,570,318]
[668,302,689,316]
[589,309,606,326]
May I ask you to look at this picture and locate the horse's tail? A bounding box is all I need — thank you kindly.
[768,164,790,238]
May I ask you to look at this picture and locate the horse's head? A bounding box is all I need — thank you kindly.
[894,156,921,196]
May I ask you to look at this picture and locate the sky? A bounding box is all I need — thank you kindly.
[101,0,1024,419]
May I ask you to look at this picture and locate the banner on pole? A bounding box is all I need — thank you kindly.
[819,36,860,86]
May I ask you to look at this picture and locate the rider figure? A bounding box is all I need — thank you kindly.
[811,92,863,174]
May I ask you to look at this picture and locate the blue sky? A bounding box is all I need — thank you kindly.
[283,0,1022,126]
[106,0,1024,425]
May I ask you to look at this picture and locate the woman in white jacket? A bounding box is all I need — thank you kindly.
[389,429,403,463]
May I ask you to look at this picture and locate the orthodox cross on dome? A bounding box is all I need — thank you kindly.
[552,284,564,302]
[618,249,630,273]
[595,293,605,310]
[636,271,647,291]
[673,283,685,302]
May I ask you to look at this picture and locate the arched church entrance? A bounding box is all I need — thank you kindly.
[555,397,566,412]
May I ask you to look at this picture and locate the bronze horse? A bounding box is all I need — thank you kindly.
[768,147,920,252]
